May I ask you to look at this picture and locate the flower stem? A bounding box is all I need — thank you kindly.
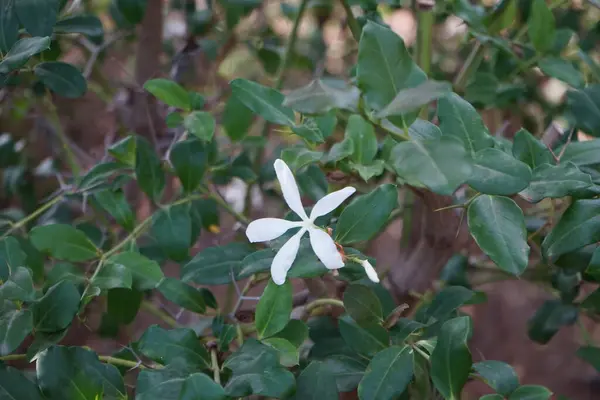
[211,349,221,385]
[140,300,179,328]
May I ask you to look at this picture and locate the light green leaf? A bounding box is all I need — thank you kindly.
[15,0,58,37]
[0,36,51,74]
[508,385,552,400]
[350,160,385,181]
[343,284,383,326]
[467,148,532,196]
[255,279,292,339]
[32,280,80,333]
[283,79,360,114]
[136,325,211,369]
[144,78,191,110]
[104,251,164,291]
[108,136,136,166]
[468,195,529,275]
[230,78,295,126]
[473,360,519,396]
[135,136,165,202]
[512,128,554,168]
[157,278,206,314]
[408,119,442,141]
[357,346,413,400]
[528,0,555,53]
[184,111,216,141]
[519,162,592,203]
[376,80,452,118]
[34,62,87,98]
[293,360,338,399]
[30,224,99,262]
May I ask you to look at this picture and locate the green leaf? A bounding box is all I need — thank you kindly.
[230,78,295,126]
[561,139,600,166]
[223,95,254,141]
[30,224,99,262]
[351,160,385,182]
[508,385,552,400]
[107,288,141,324]
[271,319,308,347]
[169,138,207,193]
[437,93,494,156]
[262,337,299,367]
[255,279,292,339]
[357,346,413,400]
[519,162,592,203]
[0,304,32,355]
[116,0,147,24]
[346,115,377,165]
[567,85,600,137]
[223,339,295,398]
[32,280,80,333]
[94,189,135,231]
[297,164,328,201]
[93,260,132,290]
[135,136,165,202]
[512,128,554,168]
[391,137,473,195]
[0,36,51,74]
[430,316,472,400]
[481,395,505,400]
[408,119,442,141]
[0,237,26,282]
[157,278,206,314]
[182,243,253,285]
[283,79,360,114]
[34,62,87,98]
[143,78,190,110]
[0,0,19,53]
[339,315,389,356]
[151,203,192,262]
[293,360,338,400]
[335,184,398,244]
[79,162,129,191]
[343,284,383,326]
[179,373,227,400]
[0,266,35,302]
[135,361,186,400]
[14,0,58,37]
[542,199,600,260]
[419,286,475,324]
[527,300,577,344]
[357,21,426,111]
[326,138,354,163]
[324,355,367,392]
[184,111,216,141]
[54,14,104,37]
[291,112,337,143]
[468,195,529,275]
[37,345,126,399]
[109,136,136,166]
[467,148,532,195]
[103,251,164,291]
[280,147,322,173]
[0,365,44,399]
[576,345,600,372]
[538,57,584,88]
[473,360,519,396]
[26,329,68,361]
[376,80,452,119]
[137,325,211,369]
[528,0,555,53]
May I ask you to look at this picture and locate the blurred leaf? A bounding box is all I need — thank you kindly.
[351,160,385,181]
[527,300,578,344]
[32,280,80,333]
[467,148,532,196]
[508,385,552,400]
[376,81,451,119]
[230,78,295,126]
[34,62,87,98]
[293,360,338,399]
[0,303,32,355]
[291,112,337,143]
[15,0,58,37]
[465,73,499,105]
[339,315,388,357]
[0,236,26,281]
[281,147,322,172]
[31,224,98,262]
[358,346,413,400]
[104,251,164,291]
[538,57,584,88]
[0,266,35,302]
[567,85,600,137]
[326,138,354,163]
[144,78,190,110]
[512,129,554,168]
[0,365,44,399]
[0,37,51,74]
[137,325,211,369]
[576,345,600,372]
[135,136,165,202]
[179,373,227,400]
[109,136,136,166]
[418,286,474,324]
[335,184,397,244]
[283,79,359,114]
[430,317,472,400]
[468,195,529,275]
[184,111,215,141]
[54,15,104,37]
[0,0,19,53]
[182,243,253,285]
[157,278,206,314]
[519,162,592,203]
[439,254,470,287]
[343,284,383,325]
[528,0,555,53]
[473,360,519,396]
[297,164,328,201]
[79,162,130,191]
[94,189,135,231]
[255,279,292,339]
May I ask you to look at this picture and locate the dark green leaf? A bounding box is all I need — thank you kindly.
[230,78,295,126]
[271,319,308,347]
[223,95,254,141]
[561,139,600,166]
[32,280,79,333]
[79,161,130,191]
[103,251,164,291]
[519,162,592,203]
[339,315,389,357]
[157,278,206,314]
[136,325,210,369]
[144,78,190,110]
[181,243,253,285]
[539,57,584,88]
[468,195,529,275]
[15,0,58,37]
[0,364,44,399]
[169,138,207,193]
[358,346,413,400]
[512,129,555,168]
[343,284,383,325]
[31,224,99,262]
[107,288,141,324]
[26,329,68,361]
[34,62,87,98]
[528,0,555,53]
[468,148,532,195]
[576,345,600,372]
[116,0,147,24]
[567,85,600,137]
[0,266,35,302]
[293,361,338,400]
[390,319,426,344]
[430,316,472,400]
[54,15,104,37]
[335,184,397,244]
[0,304,32,355]
[527,300,578,344]
[419,286,474,324]
[0,0,19,53]
[255,279,292,339]
[179,373,227,400]
[297,164,328,201]
[93,259,132,290]
[262,337,299,367]
[94,189,135,231]
[473,360,519,396]
[324,355,367,392]
[0,237,26,281]
[0,36,51,74]
[346,115,377,165]
[151,203,191,262]
[135,361,186,400]
[283,79,359,114]
[135,136,165,202]
[184,111,216,141]
[408,119,442,141]
[376,80,452,118]
[508,385,552,400]
[326,138,354,163]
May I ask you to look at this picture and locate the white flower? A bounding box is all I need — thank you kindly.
[360,260,380,283]
[246,159,356,285]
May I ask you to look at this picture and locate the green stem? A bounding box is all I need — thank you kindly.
[211,349,221,385]
[0,353,150,369]
[1,194,65,239]
[140,300,179,328]
[454,41,483,90]
[302,298,344,320]
[339,0,362,41]
[0,354,26,361]
[45,96,82,180]
[416,8,434,76]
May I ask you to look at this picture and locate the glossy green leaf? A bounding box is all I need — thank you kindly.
[343,284,383,325]
[181,243,253,285]
[358,346,413,400]
[468,195,529,275]
[567,85,600,137]
[345,115,377,165]
[0,36,51,74]
[157,278,206,314]
[184,111,215,141]
[54,15,104,37]
[0,304,32,356]
[542,199,600,260]
[151,203,191,262]
[230,78,295,126]
[324,355,367,392]
[512,129,554,168]
[0,266,35,302]
[255,279,292,339]
[144,78,190,110]
[169,138,207,193]
[136,325,210,369]
[473,360,519,396]
[34,62,87,98]
[283,79,360,114]
[93,260,132,290]
[437,93,494,156]
[508,385,552,400]
[376,80,452,118]
[576,345,600,372]
[135,136,165,202]
[0,237,26,282]
[0,0,19,53]
[467,148,532,195]
[293,360,338,400]
[116,0,147,24]
[32,280,80,333]
[179,373,227,400]
[14,0,58,37]
[430,316,472,400]
[103,251,164,291]
[538,57,584,88]
[335,184,398,244]
[527,300,578,344]
[528,0,555,53]
[519,162,592,203]
[0,365,44,399]
[339,315,389,356]
[391,137,473,195]
[94,189,135,231]
[357,21,426,111]
[30,224,99,262]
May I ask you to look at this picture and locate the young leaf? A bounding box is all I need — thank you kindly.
[14,0,58,37]
[0,365,44,399]
[430,316,472,400]
[0,0,19,53]
[184,111,216,141]
[0,36,51,74]
[144,78,190,109]
[346,115,377,165]
[528,0,556,53]
[508,385,552,400]
[468,195,529,275]
[473,360,520,396]
[32,280,80,332]
[179,373,227,400]
[343,284,383,325]
[230,78,295,126]
[169,138,208,193]
[357,346,413,400]
[0,305,33,355]
[293,361,338,400]
[30,224,99,262]
[34,62,87,98]
[335,184,398,245]
[137,325,211,369]
[255,279,292,339]
[512,128,554,168]
[157,278,206,314]
[519,162,592,203]
[151,203,192,262]
[467,148,532,196]
[135,136,165,202]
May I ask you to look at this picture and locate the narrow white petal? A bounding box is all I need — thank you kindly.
[271,228,306,285]
[310,186,356,221]
[309,227,344,270]
[245,218,302,243]
[274,159,308,220]
[361,260,380,283]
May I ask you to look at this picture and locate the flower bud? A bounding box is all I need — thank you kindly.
[360,260,379,283]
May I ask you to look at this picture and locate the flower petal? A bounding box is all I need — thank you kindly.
[309,227,344,270]
[271,228,306,285]
[246,218,302,243]
[274,159,308,220]
[361,260,380,283]
[309,186,356,221]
